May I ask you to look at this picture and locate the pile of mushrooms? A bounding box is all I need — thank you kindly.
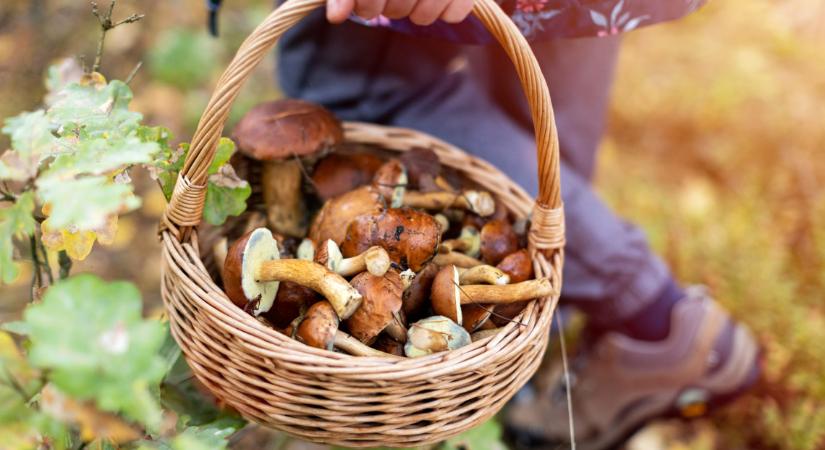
[220,99,551,358]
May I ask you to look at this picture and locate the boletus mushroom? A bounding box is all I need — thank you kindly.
[311,152,383,201]
[295,301,390,357]
[222,228,362,318]
[457,265,509,332]
[439,225,480,258]
[401,263,439,319]
[341,207,440,272]
[432,251,483,268]
[314,239,391,277]
[491,249,535,326]
[308,186,382,245]
[372,159,408,208]
[262,281,317,329]
[346,270,407,343]
[404,315,471,357]
[479,219,519,265]
[430,264,553,324]
[232,99,343,237]
[402,190,495,217]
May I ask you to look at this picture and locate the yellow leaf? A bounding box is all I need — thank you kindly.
[40,213,119,261]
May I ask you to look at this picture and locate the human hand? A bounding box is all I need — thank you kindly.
[326,0,474,26]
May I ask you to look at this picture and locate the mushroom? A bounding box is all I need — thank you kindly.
[432,251,483,268]
[372,159,408,208]
[398,147,455,193]
[404,316,471,357]
[401,263,439,319]
[462,200,510,230]
[314,239,391,277]
[222,228,362,318]
[373,335,405,356]
[479,219,519,265]
[311,152,383,201]
[430,264,553,324]
[457,265,510,285]
[296,238,316,260]
[308,186,383,245]
[346,270,407,344]
[232,99,343,237]
[262,281,316,329]
[439,225,480,257]
[402,190,495,217]
[471,328,502,342]
[457,266,509,332]
[295,301,391,357]
[433,213,450,235]
[341,207,440,272]
[491,250,535,326]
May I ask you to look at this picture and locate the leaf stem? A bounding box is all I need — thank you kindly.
[37,236,54,285]
[29,235,42,293]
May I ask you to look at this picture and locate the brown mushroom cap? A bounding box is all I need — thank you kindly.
[430,265,462,324]
[341,207,440,272]
[312,152,383,201]
[372,159,408,207]
[345,271,404,344]
[399,147,441,190]
[308,186,382,245]
[232,99,343,161]
[496,249,533,283]
[373,335,405,356]
[479,219,519,265]
[262,281,317,329]
[296,301,340,350]
[402,262,439,318]
[461,304,493,333]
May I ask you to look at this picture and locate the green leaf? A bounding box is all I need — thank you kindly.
[0,111,56,182]
[48,80,142,138]
[203,168,251,226]
[0,191,37,284]
[37,176,140,231]
[45,135,159,179]
[170,418,242,450]
[207,138,236,175]
[442,420,507,450]
[1,321,31,336]
[23,275,168,430]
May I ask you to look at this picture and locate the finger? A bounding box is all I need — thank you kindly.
[382,0,416,19]
[354,0,387,19]
[440,0,472,23]
[409,0,450,25]
[327,0,355,23]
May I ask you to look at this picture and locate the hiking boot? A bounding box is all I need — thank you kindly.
[504,286,761,450]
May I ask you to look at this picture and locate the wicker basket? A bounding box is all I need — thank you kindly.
[159,0,566,446]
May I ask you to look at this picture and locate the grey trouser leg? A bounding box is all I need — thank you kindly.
[277,13,672,323]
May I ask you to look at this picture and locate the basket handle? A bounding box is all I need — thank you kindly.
[162,0,565,252]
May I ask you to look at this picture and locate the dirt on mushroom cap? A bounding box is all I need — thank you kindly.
[346,271,404,344]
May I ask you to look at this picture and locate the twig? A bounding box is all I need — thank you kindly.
[124,60,143,85]
[557,313,575,450]
[90,1,144,73]
[36,236,53,285]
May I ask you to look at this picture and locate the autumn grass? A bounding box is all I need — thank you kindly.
[603,0,825,447]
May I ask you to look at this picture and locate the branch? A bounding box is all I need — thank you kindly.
[89,1,145,74]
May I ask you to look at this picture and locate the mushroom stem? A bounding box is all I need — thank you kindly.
[337,246,391,277]
[255,259,362,319]
[213,237,228,279]
[402,190,495,217]
[433,252,483,268]
[439,226,480,257]
[262,160,307,237]
[458,265,510,285]
[296,238,315,260]
[333,330,397,357]
[458,279,553,305]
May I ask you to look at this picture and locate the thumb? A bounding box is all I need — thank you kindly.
[327,0,356,23]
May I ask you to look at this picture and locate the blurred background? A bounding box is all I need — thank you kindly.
[2,0,825,448]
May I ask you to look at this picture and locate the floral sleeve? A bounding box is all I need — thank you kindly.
[351,0,707,43]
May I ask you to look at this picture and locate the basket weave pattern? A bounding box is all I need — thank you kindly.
[160,0,565,446]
